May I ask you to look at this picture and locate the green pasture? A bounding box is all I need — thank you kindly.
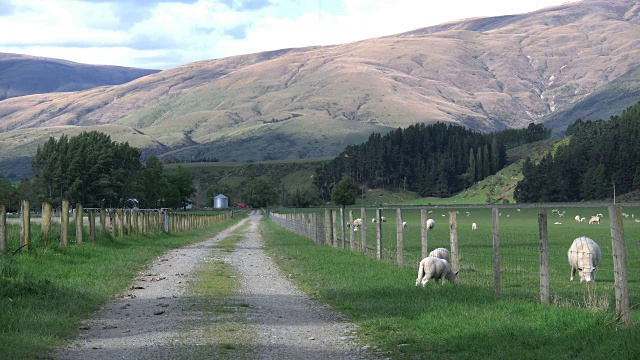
[282,205,640,317]
[0,214,246,360]
[261,217,640,359]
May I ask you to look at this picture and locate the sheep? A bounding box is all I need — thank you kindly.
[402,221,408,228]
[348,218,363,230]
[589,216,600,225]
[635,218,640,223]
[472,222,477,230]
[415,256,458,287]
[380,216,387,222]
[580,217,586,222]
[552,209,559,214]
[426,218,435,230]
[465,211,471,217]
[371,218,376,223]
[568,236,602,282]
[428,247,450,263]
[574,215,581,223]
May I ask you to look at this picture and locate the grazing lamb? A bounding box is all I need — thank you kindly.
[426,218,435,230]
[472,222,477,230]
[371,218,376,223]
[580,217,586,222]
[589,216,600,225]
[574,215,581,223]
[465,211,471,217]
[568,236,602,283]
[402,221,408,228]
[415,257,458,287]
[348,218,363,230]
[428,247,451,263]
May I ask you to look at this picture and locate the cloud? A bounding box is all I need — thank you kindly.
[0,0,16,16]
[220,0,272,11]
[224,24,249,40]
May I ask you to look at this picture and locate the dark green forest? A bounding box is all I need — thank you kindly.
[515,101,640,202]
[22,131,195,211]
[315,122,519,199]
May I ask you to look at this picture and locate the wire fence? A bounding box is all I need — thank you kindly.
[269,202,640,324]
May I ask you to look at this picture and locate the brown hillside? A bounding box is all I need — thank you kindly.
[1,0,639,177]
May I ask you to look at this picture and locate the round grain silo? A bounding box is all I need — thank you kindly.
[214,194,228,209]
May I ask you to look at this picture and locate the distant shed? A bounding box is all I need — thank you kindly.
[214,194,228,209]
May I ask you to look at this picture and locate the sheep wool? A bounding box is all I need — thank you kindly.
[567,236,602,282]
[415,257,458,287]
[428,247,450,263]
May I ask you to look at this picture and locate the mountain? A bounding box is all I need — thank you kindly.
[0,52,160,100]
[1,0,640,179]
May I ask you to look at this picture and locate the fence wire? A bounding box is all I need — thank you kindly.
[270,204,639,323]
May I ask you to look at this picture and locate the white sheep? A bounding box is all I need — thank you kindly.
[348,218,363,230]
[580,217,586,222]
[465,211,471,217]
[426,218,435,230]
[574,215,581,223]
[402,221,408,228]
[415,257,458,287]
[568,236,602,282]
[371,218,376,223]
[428,247,450,263]
[380,216,387,222]
[589,216,600,225]
[472,222,477,230]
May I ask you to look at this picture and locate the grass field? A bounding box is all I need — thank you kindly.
[0,214,246,360]
[274,205,640,321]
[261,216,640,359]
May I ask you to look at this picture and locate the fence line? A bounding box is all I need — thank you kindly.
[0,201,234,253]
[269,204,636,324]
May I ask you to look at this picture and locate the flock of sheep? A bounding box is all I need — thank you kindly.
[348,210,605,287]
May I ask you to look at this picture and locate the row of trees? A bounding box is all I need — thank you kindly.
[314,122,510,199]
[10,131,197,212]
[515,101,640,202]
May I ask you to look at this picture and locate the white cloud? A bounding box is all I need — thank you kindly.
[0,0,574,69]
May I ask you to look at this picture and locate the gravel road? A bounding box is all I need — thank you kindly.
[54,212,377,359]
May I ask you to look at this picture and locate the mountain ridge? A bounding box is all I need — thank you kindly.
[1,0,640,178]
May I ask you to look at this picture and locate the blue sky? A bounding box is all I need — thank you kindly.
[0,0,574,70]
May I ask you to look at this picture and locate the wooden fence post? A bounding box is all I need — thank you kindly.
[349,210,354,251]
[449,211,459,275]
[61,200,69,246]
[89,210,96,243]
[118,210,124,237]
[609,204,630,324]
[360,208,367,254]
[376,208,382,260]
[421,208,428,259]
[0,204,6,253]
[396,208,403,267]
[538,208,550,304]
[492,207,501,296]
[324,208,332,246]
[41,202,51,238]
[75,203,83,244]
[110,210,116,238]
[20,200,30,251]
[340,207,345,249]
[332,210,338,247]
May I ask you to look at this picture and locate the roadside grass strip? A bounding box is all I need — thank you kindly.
[0,215,246,360]
[261,218,640,360]
[176,220,255,359]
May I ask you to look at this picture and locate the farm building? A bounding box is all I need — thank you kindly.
[214,194,229,209]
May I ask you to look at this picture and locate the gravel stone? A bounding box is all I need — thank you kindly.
[53,213,377,359]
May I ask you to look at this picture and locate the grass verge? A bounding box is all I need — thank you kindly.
[0,215,246,360]
[175,220,255,359]
[261,218,640,360]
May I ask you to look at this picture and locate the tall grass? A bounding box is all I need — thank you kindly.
[261,218,640,360]
[0,215,246,360]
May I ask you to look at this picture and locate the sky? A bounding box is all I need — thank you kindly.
[0,0,574,70]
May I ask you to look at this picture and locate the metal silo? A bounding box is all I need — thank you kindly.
[214,194,228,209]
